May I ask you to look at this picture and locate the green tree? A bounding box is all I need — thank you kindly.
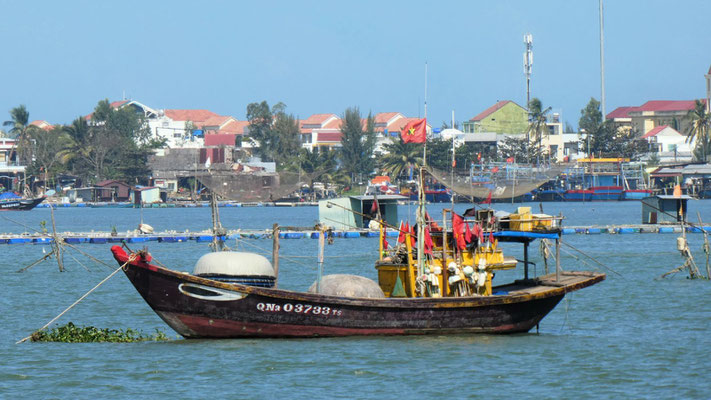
[378,137,423,181]
[526,98,551,164]
[63,100,159,183]
[28,126,74,192]
[3,105,39,166]
[246,101,274,161]
[425,137,455,171]
[271,108,301,168]
[498,136,540,163]
[578,97,616,156]
[686,99,711,162]
[339,107,376,182]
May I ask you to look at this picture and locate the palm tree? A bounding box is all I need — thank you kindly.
[378,137,424,181]
[526,98,552,164]
[686,99,711,162]
[3,105,38,166]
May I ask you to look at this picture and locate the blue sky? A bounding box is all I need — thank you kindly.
[1,0,709,130]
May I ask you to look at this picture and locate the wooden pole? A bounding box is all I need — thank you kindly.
[523,241,529,280]
[272,224,280,288]
[555,237,561,282]
[50,204,63,272]
[317,226,325,293]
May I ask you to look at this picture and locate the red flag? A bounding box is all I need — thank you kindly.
[489,230,495,243]
[370,198,379,213]
[424,227,433,255]
[465,223,473,243]
[480,191,492,205]
[401,118,427,143]
[382,228,389,249]
[506,157,514,163]
[472,223,483,239]
[398,221,407,244]
[451,213,467,251]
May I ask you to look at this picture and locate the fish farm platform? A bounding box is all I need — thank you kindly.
[0,224,709,245]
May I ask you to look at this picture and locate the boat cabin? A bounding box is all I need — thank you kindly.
[375,208,563,298]
[318,195,406,230]
[641,195,693,224]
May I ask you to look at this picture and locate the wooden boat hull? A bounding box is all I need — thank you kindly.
[0,196,45,211]
[112,246,605,338]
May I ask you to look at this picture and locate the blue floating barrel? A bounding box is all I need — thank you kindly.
[33,237,54,244]
[108,237,126,243]
[586,228,601,234]
[90,237,108,244]
[160,236,187,242]
[128,237,149,243]
[658,227,674,234]
[386,231,399,237]
[574,228,586,234]
[562,228,576,235]
[64,237,87,244]
[310,232,320,239]
[284,232,304,239]
[76,203,87,207]
[344,232,360,238]
[8,237,32,244]
[617,227,635,234]
[365,231,379,237]
[0,238,8,244]
[686,227,702,233]
[195,235,214,242]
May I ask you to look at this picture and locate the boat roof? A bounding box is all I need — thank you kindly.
[350,195,408,201]
[651,195,694,200]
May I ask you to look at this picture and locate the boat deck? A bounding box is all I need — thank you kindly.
[498,271,606,296]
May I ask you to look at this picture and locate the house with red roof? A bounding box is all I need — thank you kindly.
[462,100,528,135]
[299,114,343,151]
[641,125,692,162]
[607,100,706,138]
[29,120,54,131]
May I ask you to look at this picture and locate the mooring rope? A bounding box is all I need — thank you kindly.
[560,241,623,277]
[16,255,137,344]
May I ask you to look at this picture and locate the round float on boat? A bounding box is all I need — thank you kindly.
[308,274,385,298]
[193,252,275,288]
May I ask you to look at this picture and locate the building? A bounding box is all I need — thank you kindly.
[96,180,132,201]
[462,100,528,135]
[641,125,693,162]
[300,114,342,151]
[607,100,706,138]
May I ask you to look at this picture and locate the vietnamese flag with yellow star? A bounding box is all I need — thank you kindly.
[401,118,427,143]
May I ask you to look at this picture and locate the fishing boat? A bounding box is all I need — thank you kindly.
[0,192,45,211]
[112,176,605,338]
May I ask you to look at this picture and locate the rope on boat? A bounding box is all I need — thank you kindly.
[16,255,137,344]
[63,242,115,271]
[560,241,623,278]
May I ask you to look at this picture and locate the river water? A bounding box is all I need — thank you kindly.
[2,201,711,399]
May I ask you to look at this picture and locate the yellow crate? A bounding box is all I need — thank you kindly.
[531,214,553,229]
[509,213,532,231]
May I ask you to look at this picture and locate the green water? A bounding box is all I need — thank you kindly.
[2,202,710,398]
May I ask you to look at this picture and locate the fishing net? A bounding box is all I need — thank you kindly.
[425,164,565,200]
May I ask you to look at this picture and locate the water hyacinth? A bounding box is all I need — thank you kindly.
[30,322,170,343]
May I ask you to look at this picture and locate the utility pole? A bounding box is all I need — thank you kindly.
[599,0,606,118]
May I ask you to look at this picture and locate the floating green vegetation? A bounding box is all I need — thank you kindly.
[30,322,171,343]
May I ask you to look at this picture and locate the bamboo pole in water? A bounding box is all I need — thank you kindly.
[272,224,280,288]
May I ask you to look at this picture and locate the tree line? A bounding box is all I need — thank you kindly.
[3,100,164,191]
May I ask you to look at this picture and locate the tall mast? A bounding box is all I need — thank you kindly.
[599,0,606,117]
[524,33,533,155]
[417,62,428,280]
